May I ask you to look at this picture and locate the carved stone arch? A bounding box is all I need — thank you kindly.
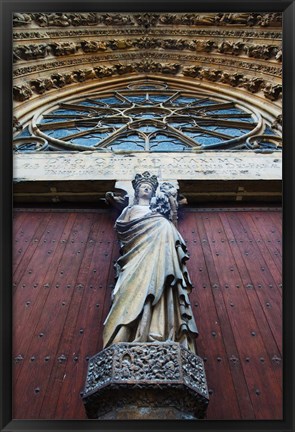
[16,74,281,133]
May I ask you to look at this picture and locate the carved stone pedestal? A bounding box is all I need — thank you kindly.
[82,342,209,420]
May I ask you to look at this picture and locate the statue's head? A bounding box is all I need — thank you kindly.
[132,172,158,204]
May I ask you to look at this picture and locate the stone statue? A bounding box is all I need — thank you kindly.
[72,68,96,82]
[13,84,33,102]
[103,172,198,352]
[183,65,202,78]
[50,42,77,56]
[161,63,180,75]
[94,65,116,78]
[134,13,159,28]
[80,40,107,53]
[263,83,282,101]
[220,72,245,87]
[13,13,32,26]
[13,43,49,61]
[242,77,265,93]
[30,77,54,94]
[271,114,282,131]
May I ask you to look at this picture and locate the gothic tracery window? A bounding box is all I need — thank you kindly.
[13,80,281,153]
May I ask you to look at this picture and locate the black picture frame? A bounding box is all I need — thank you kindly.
[1,1,294,431]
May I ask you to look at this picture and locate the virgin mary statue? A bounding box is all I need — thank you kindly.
[103,172,198,352]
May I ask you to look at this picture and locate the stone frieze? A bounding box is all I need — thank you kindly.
[13,152,282,182]
[13,58,282,102]
[13,50,282,79]
[13,28,282,41]
[13,12,282,29]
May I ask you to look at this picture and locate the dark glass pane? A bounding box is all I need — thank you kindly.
[51,108,89,116]
[14,126,31,138]
[172,96,198,105]
[78,101,102,107]
[72,133,111,147]
[94,97,122,105]
[264,126,278,135]
[211,127,248,136]
[46,128,81,139]
[197,137,223,146]
[137,125,159,133]
[124,95,148,104]
[150,134,189,151]
[148,95,170,103]
[207,108,244,115]
[109,135,145,151]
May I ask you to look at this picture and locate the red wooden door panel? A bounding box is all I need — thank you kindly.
[12,208,282,420]
[184,211,282,420]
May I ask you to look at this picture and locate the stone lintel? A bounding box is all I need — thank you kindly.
[14,151,282,182]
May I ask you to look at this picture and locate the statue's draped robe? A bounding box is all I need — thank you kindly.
[103,206,198,351]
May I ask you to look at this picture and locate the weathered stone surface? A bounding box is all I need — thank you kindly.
[13,151,282,182]
[82,342,209,420]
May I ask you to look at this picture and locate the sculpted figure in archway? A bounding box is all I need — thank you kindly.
[103,172,198,352]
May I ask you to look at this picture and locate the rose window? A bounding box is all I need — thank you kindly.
[13,81,281,153]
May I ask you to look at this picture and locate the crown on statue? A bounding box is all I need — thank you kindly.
[132,171,159,192]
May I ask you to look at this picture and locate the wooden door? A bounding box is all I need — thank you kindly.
[12,208,282,420]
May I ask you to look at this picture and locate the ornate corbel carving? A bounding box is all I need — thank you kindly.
[80,40,107,53]
[13,43,50,62]
[94,65,116,78]
[13,13,32,26]
[32,12,71,27]
[115,63,134,75]
[183,65,202,78]
[101,13,134,26]
[72,68,96,82]
[13,84,33,102]
[51,73,68,87]
[161,63,181,75]
[66,12,100,26]
[49,41,78,56]
[220,72,245,87]
[199,68,222,82]
[13,116,22,132]
[107,39,133,50]
[199,40,217,53]
[258,12,282,27]
[29,77,55,94]
[218,12,259,26]
[242,77,265,93]
[134,13,159,29]
[271,114,282,131]
[263,83,282,101]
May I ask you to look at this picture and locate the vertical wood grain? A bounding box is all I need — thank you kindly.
[12,209,282,420]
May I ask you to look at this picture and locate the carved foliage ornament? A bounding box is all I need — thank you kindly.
[82,342,209,419]
[13,28,282,43]
[13,61,282,102]
[13,38,282,63]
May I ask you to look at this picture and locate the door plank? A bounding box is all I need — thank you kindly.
[13,213,76,385]
[13,212,94,419]
[50,213,117,419]
[198,211,282,419]
[13,213,52,285]
[180,213,245,420]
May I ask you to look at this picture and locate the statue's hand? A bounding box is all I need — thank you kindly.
[105,191,129,210]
